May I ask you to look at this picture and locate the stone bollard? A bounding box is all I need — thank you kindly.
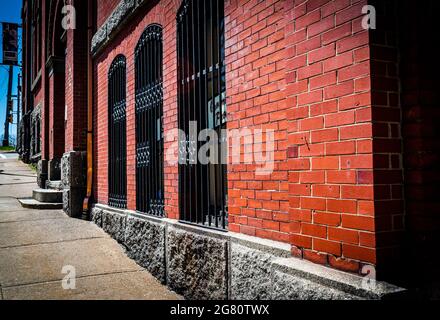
[61,151,87,218]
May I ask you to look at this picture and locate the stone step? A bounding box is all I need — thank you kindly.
[33,189,63,204]
[46,180,63,190]
[18,198,63,210]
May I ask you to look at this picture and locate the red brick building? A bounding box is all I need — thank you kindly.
[19,0,440,299]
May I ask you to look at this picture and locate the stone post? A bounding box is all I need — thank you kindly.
[61,151,86,218]
[37,160,48,189]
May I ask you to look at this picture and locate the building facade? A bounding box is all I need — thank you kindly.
[19,0,440,299]
[20,0,90,215]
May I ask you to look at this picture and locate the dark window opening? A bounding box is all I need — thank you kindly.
[177,0,228,230]
[108,55,127,209]
[135,25,165,217]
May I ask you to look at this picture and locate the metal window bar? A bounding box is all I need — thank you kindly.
[108,55,127,209]
[177,0,228,230]
[135,25,165,217]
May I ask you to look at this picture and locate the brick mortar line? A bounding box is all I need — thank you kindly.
[1,270,144,291]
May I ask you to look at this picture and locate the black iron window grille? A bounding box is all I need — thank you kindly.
[135,25,165,217]
[177,0,228,230]
[108,55,127,209]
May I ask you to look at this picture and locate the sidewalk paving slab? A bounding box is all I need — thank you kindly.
[0,217,107,248]
[3,271,183,300]
[0,238,143,287]
[0,209,66,223]
[0,155,182,300]
[0,201,33,212]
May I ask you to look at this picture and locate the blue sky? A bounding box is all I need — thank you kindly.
[0,0,22,144]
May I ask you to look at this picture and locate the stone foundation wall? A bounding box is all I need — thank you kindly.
[91,204,407,300]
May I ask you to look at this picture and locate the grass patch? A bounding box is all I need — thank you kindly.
[0,146,15,152]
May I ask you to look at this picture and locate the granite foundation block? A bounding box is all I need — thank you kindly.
[48,158,61,181]
[37,160,48,189]
[271,269,360,300]
[166,227,228,300]
[102,209,127,244]
[90,208,103,227]
[61,151,86,218]
[230,243,274,300]
[124,215,166,283]
[92,204,407,301]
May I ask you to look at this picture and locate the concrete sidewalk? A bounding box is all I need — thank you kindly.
[0,154,182,300]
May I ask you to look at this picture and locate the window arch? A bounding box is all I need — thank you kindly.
[135,24,165,216]
[108,55,127,209]
[177,0,227,229]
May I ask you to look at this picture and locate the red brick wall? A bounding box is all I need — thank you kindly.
[48,73,66,159]
[285,0,377,273]
[65,1,88,152]
[369,0,404,280]
[394,0,440,288]
[94,0,180,217]
[94,0,293,243]
[34,0,48,160]
[92,0,429,280]
[65,36,74,151]
[225,0,290,243]
[367,0,440,286]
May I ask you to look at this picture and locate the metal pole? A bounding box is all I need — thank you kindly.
[3,65,13,147]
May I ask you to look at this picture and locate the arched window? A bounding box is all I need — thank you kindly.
[177,0,227,229]
[108,55,127,209]
[135,25,164,216]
